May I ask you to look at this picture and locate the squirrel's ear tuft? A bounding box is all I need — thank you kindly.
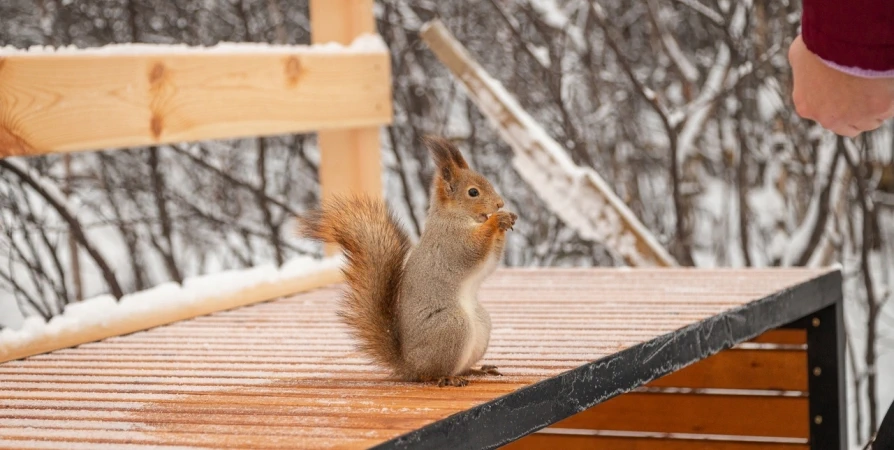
[423,135,468,192]
[424,135,469,171]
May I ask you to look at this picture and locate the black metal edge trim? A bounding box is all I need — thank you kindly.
[371,269,843,450]
[806,302,848,449]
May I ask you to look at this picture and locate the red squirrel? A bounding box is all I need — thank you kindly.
[297,136,516,387]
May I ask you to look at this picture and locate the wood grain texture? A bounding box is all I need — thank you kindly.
[748,329,807,345]
[0,267,343,364]
[0,268,833,449]
[310,0,375,44]
[0,48,391,157]
[310,0,384,256]
[502,433,808,450]
[551,392,809,437]
[317,126,383,202]
[645,348,807,391]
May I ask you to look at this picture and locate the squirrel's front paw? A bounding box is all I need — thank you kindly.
[494,211,517,231]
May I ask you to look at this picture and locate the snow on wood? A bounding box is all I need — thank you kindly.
[0,35,392,157]
[0,34,387,56]
[0,256,343,363]
[420,19,677,267]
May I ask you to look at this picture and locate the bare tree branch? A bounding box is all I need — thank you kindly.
[169,145,299,216]
[148,147,183,283]
[0,159,124,299]
[671,0,724,26]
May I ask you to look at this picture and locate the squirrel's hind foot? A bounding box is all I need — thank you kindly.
[464,365,503,377]
[437,376,469,387]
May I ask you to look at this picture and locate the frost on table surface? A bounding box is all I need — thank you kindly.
[0,255,342,358]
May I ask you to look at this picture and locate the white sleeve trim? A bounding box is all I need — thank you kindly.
[819,57,894,79]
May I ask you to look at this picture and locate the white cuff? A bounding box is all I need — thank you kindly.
[819,57,894,79]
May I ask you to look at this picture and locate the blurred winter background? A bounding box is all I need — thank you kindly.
[0,0,891,446]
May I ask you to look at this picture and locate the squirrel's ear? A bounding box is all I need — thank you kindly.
[424,135,468,192]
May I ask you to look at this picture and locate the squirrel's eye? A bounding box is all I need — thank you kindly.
[468,188,479,197]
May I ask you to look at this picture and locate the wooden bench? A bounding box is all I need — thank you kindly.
[0,268,845,449]
[0,2,847,448]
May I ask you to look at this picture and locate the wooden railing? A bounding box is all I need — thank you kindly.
[0,0,390,361]
[0,0,390,203]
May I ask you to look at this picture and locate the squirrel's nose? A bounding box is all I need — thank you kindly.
[496,200,504,209]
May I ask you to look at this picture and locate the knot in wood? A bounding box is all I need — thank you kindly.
[149,63,166,85]
[285,56,303,87]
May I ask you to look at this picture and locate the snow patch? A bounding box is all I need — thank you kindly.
[0,255,342,358]
[0,34,387,56]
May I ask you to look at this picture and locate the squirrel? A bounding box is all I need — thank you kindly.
[297,136,516,387]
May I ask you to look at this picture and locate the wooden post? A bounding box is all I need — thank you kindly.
[310,0,385,255]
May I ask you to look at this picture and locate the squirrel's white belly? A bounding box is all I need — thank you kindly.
[453,253,499,375]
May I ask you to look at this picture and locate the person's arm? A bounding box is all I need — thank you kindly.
[801,0,894,75]
[789,0,894,137]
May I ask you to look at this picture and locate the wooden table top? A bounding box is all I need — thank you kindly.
[0,267,841,449]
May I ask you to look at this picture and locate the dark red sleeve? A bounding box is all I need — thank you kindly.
[801,0,894,71]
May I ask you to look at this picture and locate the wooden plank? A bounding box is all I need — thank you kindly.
[0,47,392,157]
[310,0,376,44]
[503,433,808,450]
[0,427,383,450]
[0,268,836,449]
[646,349,807,391]
[0,267,342,364]
[317,126,382,199]
[310,0,384,255]
[551,392,809,438]
[748,329,807,345]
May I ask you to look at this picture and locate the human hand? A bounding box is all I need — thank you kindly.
[788,35,894,138]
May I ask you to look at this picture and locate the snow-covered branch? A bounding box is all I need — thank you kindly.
[781,136,844,266]
[676,43,731,165]
[525,0,585,52]
[646,0,699,85]
[671,0,724,26]
[487,0,551,69]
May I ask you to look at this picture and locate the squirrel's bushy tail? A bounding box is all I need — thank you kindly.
[297,196,410,376]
